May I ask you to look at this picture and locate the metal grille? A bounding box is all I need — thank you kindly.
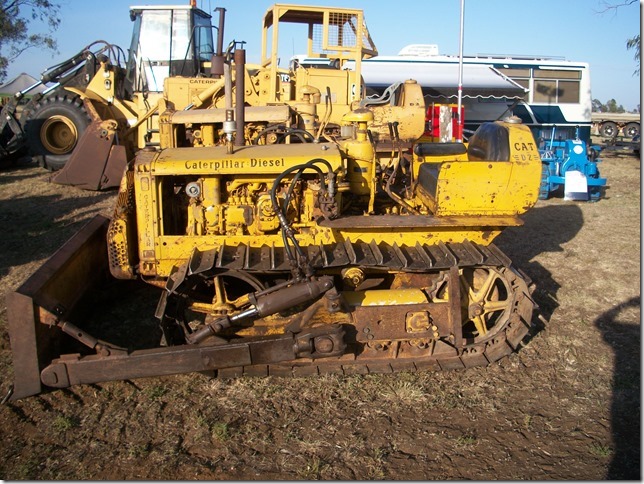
[329,12,357,48]
[312,12,358,53]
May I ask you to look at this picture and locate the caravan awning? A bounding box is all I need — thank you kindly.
[357,58,528,99]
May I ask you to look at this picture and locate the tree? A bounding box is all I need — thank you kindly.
[0,0,61,83]
[592,98,606,112]
[605,99,626,113]
[592,99,629,113]
[626,34,640,75]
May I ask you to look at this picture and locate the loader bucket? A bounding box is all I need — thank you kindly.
[6,215,110,400]
[50,118,128,191]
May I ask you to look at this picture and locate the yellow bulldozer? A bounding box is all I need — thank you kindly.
[4,3,543,400]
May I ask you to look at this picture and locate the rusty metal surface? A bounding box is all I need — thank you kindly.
[5,292,44,400]
[318,214,523,228]
[351,303,451,343]
[210,266,534,377]
[51,119,127,191]
[39,325,345,389]
[7,216,110,400]
[448,265,463,349]
[188,240,509,273]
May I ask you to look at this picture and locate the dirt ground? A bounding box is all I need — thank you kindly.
[0,150,639,480]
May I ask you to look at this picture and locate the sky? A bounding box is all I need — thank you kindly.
[4,0,642,111]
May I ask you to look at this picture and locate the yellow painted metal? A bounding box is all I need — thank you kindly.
[56,3,425,185]
[87,4,423,156]
[67,60,139,126]
[343,289,429,307]
[260,4,377,105]
[163,76,225,111]
[131,152,158,276]
[150,142,344,175]
[341,109,375,195]
[365,80,426,143]
[40,115,78,154]
[290,68,353,128]
[107,121,543,279]
[414,122,541,216]
[67,65,129,114]
[136,226,512,278]
[65,61,164,152]
[103,2,542,288]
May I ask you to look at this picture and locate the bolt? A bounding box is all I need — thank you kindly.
[469,303,484,317]
[314,336,334,353]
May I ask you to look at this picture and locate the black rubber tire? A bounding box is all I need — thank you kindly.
[22,94,91,171]
[599,121,618,138]
[624,122,640,138]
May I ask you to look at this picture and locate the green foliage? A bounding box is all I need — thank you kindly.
[626,34,640,75]
[592,98,627,113]
[52,414,80,432]
[211,422,229,441]
[0,0,61,82]
[456,434,477,447]
[144,384,168,399]
[590,443,613,457]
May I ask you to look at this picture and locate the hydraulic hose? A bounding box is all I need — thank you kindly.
[270,159,335,275]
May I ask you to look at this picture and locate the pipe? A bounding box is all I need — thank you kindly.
[215,7,226,56]
[456,0,465,142]
[224,62,232,109]
[234,49,246,146]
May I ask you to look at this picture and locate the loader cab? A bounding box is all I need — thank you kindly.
[125,4,216,94]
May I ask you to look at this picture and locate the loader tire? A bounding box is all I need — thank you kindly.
[23,94,91,171]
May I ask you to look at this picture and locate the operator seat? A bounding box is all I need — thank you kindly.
[466,122,510,161]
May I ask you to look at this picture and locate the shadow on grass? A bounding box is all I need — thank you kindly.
[495,202,584,326]
[0,189,114,278]
[595,297,641,480]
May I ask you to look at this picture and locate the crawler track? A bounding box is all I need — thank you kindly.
[216,266,534,377]
[170,241,537,376]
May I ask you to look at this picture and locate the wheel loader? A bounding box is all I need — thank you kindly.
[0,2,384,191]
[4,4,543,401]
[0,3,224,189]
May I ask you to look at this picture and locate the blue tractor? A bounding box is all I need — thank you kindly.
[538,128,607,201]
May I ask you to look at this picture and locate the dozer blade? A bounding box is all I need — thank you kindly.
[6,215,110,400]
[50,118,127,191]
[5,215,346,400]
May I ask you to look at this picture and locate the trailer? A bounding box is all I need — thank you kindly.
[591,112,640,139]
